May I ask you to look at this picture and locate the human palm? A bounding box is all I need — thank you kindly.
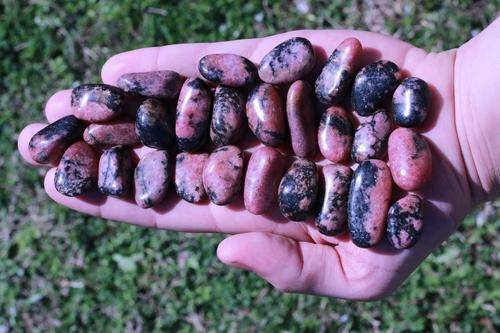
[18,20,499,300]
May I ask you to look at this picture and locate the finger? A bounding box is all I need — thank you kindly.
[44,89,72,123]
[18,123,50,166]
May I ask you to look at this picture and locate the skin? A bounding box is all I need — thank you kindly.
[17,19,500,300]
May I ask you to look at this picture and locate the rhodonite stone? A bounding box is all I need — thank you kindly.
[351,109,392,162]
[84,121,139,147]
[246,83,286,147]
[175,152,209,203]
[315,164,352,236]
[136,98,175,149]
[315,37,363,106]
[198,54,257,87]
[244,146,286,215]
[117,70,184,99]
[387,194,424,249]
[258,37,315,84]
[28,115,85,164]
[98,146,132,197]
[134,150,171,208]
[286,80,316,157]
[210,86,246,146]
[388,128,432,191]
[392,77,429,127]
[318,106,353,163]
[202,145,244,205]
[71,84,125,122]
[351,60,401,116]
[175,78,212,151]
[278,158,318,221]
[348,159,392,248]
[54,142,98,197]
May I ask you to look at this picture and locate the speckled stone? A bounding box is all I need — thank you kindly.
[286,80,316,157]
[392,77,429,127]
[258,37,315,84]
[175,152,209,203]
[136,98,175,149]
[54,142,98,197]
[315,37,363,105]
[28,115,85,164]
[387,194,424,249]
[198,54,257,87]
[84,121,139,147]
[175,78,212,151]
[348,159,392,248]
[203,145,244,205]
[210,86,246,146]
[117,70,184,99]
[278,159,318,221]
[244,146,286,215]
[246,83,286,147]
[352,60,401,116]
[318,106,353,163]
[351,110,392,162]
[388,128,432,191]
[71,84,125,122]
[98,146,132,197]
[315,164,352,236]
[134,150,171,208]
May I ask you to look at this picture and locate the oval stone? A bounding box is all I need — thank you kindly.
[286,80,316,157]
[117,70,184,99]
[387,194,424,249]
[351,110,392,162]
[315,164,352,236]
[388,128,432,191]
[258,37,315,84]
[246,83,286,147]
[318,106,353,163]
[71,84,125,122]
[210,86,246,146]
[244,146,286,215]
[175,152,209,203]
[98,146,132,197]
[198,54,257,87]
[84,121,139,147]
[392,77,429,127]
[348,159,392,248]
[28,115,85,164]
[315,37,363,105]
[134,150,171,208]
[352,60,401,116]
[54,142,98,197]
[175,78,212,151]
[136,98,175,149]
[203,145,244,205]
[278,159,318,221]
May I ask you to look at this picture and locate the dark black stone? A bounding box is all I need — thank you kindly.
[136,98,175,149]
[392,77,429,127]
[71,84,125,113]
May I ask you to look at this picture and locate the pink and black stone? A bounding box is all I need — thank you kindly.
[386,194,424,249]
[71,84,125,122]
[348,159,392,248]
[117,70,184,99]
[258,37,315,84]
[54,142,98,197]
[84,121,139,147]
[351,60,401,116]
[198,54,257,87]
[98,146,132,197]
[278,159,318,221]
[318,106,353,163]
[392,77,429,127]
[175,152,209,203]
[28,115,85,164]
[136,98,175,149]
[175,78,212,152]
[351,109,392,162]
[210,86,246,146]
[134,150,171,208]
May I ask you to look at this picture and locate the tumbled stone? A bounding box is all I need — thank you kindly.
[98,146,132,197]
[175,152,209,203]
[387,194,424,249]
[84,121,139,147]
[134,150,171,208]
[136,98,175,149]
[117,70,184,99]
[71,84,125,122]
[351,110,392,162]
[198,54,257,87]
[210,86,246,146]
[392,77,429,127]
[318,106,353,163]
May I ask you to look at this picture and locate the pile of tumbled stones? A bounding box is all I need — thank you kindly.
[29,37,432,250]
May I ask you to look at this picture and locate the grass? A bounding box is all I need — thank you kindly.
[1,0,499,331]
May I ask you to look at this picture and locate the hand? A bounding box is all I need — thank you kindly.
[17,18,499,300]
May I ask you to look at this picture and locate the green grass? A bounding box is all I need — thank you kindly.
[1,0,499,331]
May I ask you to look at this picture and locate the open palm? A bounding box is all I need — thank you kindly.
[18,21,499,300]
